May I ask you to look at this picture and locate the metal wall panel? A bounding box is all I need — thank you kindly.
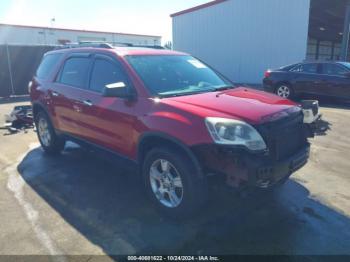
[0,46,12,97]
[173,0,311,84]
[0,45,54,97]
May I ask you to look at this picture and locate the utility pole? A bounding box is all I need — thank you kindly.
[5,43,15,96]
[50,18,56,45]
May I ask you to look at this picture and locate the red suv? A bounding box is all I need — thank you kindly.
[30,45,311,218]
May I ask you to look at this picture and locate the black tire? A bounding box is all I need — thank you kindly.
[275,83,295,99]
[35,111,65,155]
[142,147,208,219]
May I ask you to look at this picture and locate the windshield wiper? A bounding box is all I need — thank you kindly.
[212,85,235,91]
[159,90,207,98]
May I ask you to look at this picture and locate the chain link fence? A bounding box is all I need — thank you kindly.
[0,45,55,97]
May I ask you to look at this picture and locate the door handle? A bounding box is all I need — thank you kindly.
[83,100,93,106]
[52,91,59,97]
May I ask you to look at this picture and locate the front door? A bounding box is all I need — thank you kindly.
[319,63,350,99]
[77,54,137,157]
[292,63,324,95]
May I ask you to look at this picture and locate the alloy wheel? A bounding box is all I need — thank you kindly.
[149,159,184,208]
[38,118,51,147]
[277,85,291,98]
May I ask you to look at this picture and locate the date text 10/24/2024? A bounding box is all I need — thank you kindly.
[127,256,220,261]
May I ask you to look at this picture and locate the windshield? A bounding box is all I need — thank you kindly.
[125,55,233,97]
[338,62,350,69]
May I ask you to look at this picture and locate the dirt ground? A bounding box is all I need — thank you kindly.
[0,98,350,259]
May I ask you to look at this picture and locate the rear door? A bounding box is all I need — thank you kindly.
[291,63,324,95]
[51,53,93,136]
[76,54,137,156]
[319,63,350,99]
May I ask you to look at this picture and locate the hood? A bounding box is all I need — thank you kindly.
[162,87,299,124]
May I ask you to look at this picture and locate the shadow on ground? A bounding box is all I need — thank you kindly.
[313,118,332,136]
[17,144,350,255]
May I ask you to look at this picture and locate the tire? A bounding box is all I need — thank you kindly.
[275,84,294,99]
[35,111,65,155]
[142,147,208,219]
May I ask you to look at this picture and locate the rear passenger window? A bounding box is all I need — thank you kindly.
[59,57,91,88]
[292,63,318,74]
[36,53,62,80]
[89,59,127,93]
[301,64,318,74]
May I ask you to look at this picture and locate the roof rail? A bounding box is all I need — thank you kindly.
[54,41,165,50]
[132,45,165,50]
[54,41,115,50]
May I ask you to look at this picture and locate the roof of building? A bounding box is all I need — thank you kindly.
[0,23,161,38]
[170,0,228,18]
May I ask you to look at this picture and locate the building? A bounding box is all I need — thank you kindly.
[171,0,350,84]
[0,23,161,46]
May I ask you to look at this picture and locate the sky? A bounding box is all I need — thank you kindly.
[0,0,207,44]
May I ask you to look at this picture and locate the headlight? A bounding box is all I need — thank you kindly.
[205,117,267,151]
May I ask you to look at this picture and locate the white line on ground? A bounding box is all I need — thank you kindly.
[6,143,67,262]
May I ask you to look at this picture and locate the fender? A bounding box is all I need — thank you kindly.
[137,131,204,178]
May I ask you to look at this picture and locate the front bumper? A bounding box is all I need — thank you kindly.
[244,145,310,188]
[192,143,310,189]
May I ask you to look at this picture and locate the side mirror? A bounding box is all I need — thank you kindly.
[102,82,135,100]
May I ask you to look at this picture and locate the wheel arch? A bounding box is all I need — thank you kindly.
[32,102,59,132]
[32,102,50,118]
[274,81,292,92]
[137,132,203,178]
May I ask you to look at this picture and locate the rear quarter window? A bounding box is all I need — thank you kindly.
[36,53,63,80]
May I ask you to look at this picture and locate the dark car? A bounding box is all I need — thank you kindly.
[30,45,313,218]
[263,61,350,99]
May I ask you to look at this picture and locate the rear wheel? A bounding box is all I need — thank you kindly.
[275,84,294,99]
[142,147,207,219]
[35,111,65,154]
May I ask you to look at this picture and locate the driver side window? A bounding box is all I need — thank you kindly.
[89,58,127,93]
[322,64,349,76]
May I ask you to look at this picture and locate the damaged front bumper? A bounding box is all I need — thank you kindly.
[193,143,310,189]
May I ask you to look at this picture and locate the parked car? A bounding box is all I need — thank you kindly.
[30,46,313,218]
[263,61,350,99]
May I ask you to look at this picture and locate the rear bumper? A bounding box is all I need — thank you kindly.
[262,78,274,93]
[192,143,310,189]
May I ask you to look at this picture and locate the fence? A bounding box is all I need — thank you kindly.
[0,45,55,97]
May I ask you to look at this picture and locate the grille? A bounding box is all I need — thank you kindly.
[257,113,307,160]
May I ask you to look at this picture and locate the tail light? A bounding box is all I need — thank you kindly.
[264,70,271,78]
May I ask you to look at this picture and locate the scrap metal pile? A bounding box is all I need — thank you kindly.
[3,105,34,134]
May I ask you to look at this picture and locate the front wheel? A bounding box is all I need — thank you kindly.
[35,111,65,155]
[142,147,208,219]
[275,84,294,99]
